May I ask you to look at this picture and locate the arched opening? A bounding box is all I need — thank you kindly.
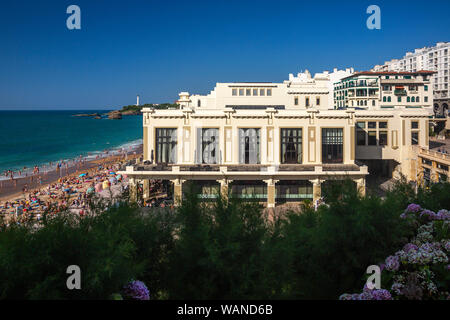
[434,103,440,116]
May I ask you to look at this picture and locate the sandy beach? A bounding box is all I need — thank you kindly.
[0,145,142,202]
[0,145,143,223]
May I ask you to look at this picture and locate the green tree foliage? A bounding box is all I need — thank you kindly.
[120,103,179,113]
[0,202,176,299]
[0,180,449,299]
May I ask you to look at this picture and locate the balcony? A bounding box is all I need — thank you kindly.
[120,163,369,178]
[381,78,418,84]
[394,89,407,96]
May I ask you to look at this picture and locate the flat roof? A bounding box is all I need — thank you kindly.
[341,70,436,80]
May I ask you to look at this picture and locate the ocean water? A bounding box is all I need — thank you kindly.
[0,110,142,175]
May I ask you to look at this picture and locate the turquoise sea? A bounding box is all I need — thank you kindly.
[0,110,142,175]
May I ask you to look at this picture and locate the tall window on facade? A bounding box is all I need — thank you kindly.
[411,132,419,145]
[368,131,377,145]
[305,97,310,107]
[196,128,219,164]
[239,128,260,164]
[322,128,343,163]
[316,97,320,106]
[155,128,177,164]
[356,131,366,145]
[294,97,298,105]
[379,131,388,146]
[280,128,302,164]
[356,122,366,146]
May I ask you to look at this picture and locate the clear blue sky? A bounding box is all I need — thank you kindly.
[0,0,449,110]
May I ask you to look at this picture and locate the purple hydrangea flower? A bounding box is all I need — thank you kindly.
[436,209,450,220]
[403,243,419,253]
[371,289,392,300]
[443,240,450,252]
[385,255,400,271]
[406,203,422,213]
[339,293,353,300]
[358,287,393,300]
[420,209,436,220]
[122,280,150,300]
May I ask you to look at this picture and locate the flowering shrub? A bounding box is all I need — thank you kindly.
[340,205,450,300]
[340,284,392,300]
[122,280,150,300]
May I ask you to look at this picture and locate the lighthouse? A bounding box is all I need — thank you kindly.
[136,95,140,106]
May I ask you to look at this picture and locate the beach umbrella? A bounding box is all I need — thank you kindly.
[116,174,122,181]
[109,177,117,184]
[78,173,87,177]
[109,172,116,175]
[64,188,71,192]
[86,187,95,194]
[102,180,110,189]
[95,183,103,192]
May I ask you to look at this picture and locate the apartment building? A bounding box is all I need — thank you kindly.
[119,72,431,207]
[372,42,450,116]
[417,147,450,184]
[333,71,434,112]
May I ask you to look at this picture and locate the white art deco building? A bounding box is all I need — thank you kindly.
[120,69,433,207]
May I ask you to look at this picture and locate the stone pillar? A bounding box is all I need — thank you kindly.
[310,179,322,203]
[355,178,366,197]
[171,178,183,206]
[217,179,232,199]
[142,179,150,200]
[264,179,278,208]
[129,178,138,203]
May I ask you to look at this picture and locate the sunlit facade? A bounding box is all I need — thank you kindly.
[120,71,432,207]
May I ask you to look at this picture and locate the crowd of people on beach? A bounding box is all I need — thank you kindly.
[0,153,175,226]
[0,147,134,183]
[0,162,126,224]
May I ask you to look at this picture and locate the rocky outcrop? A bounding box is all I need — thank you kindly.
[121,109,142,115]
[72,113,101,118]
[108,111,122,119]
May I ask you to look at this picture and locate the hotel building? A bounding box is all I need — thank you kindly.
[372,42,450,116]
[120,70,433,207]
[334,71,434,111]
